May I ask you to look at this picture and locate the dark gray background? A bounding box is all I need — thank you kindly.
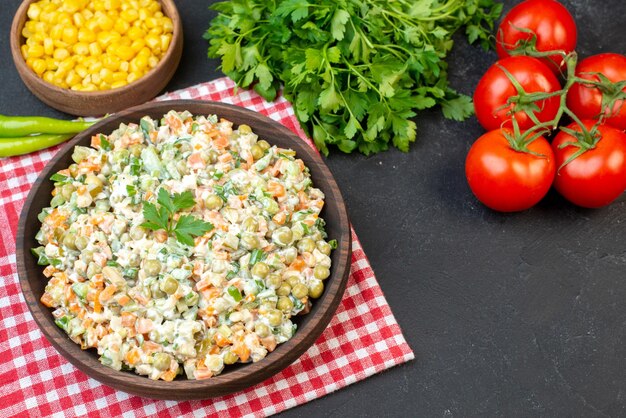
[2,1,625,416]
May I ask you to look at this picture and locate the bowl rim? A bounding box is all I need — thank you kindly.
[10,0,183,99]
[16,100,352,400]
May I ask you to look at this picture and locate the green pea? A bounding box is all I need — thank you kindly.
[205,194,223,210]
[314,265,331,280]
[176,159,189,176]
[250,144,264,160]
[241,234,260,250]
[152,288,166,299]
[276,284,291,296]
[128,253,141,267]
[113,148,129,164]
[143,259,161,276]
[129,225,146,240]
[266,273,282,289]
[291,283,308,299]
[185,292,199,306]
[71,146,91,163]
[251,262,269,278]
[257,139,270,151]
[223,350,239,365]
[317,241,332,256]
[85,174,103,197]
[286,276,300,288]
[153,353,171,371]
[267,309,283,327]
[255,323,270,338]
[283,247,297,264]
[95,199,111,212]
[160,276,179,295]
[69,163,79,178]
[129,144,143,157]
[82,250,94,265]
[241,217,258,232]
[297,238,316,253]
[61,184,75,201]
[86,262,101,278]
[274,227,292,246]
[277,296,294,312]
[207,150,218,164]
[260,299,277,310]
[238,124,252,134]
[75,235,88,251]
[50,194,65,208]
[62,232,77,250]
[308,280,324,299]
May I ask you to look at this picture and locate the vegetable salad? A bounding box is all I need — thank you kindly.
[34,110,335,381]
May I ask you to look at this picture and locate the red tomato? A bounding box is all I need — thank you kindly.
[473,56,561,131]
[465,129,555,212]
[552,121,626,208]
[566,53,626,131]
[496,0,577,73]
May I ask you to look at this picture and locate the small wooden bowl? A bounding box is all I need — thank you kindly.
[16,100,351,400]
[10,0,183,116]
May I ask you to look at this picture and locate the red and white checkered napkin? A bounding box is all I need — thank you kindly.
[0,77,414,417]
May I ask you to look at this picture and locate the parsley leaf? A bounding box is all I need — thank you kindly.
[174,215,214,246]
[206,0,502,155]
[141,188,213,246]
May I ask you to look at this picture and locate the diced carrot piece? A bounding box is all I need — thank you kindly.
[218,152,232,163]
[194,368,213,380]
[261,336,277,352]
[93,290,102,313]
[43,265,57,278]
[272,211,286,225]
[98,284,117,303]
[214,333,230,348]
[161,370,177,381]
[90,135,101,148]
[289,257,306,272]
[125,348,141,365]
[196,278,213,291]
[136,318,154,334]
[232,343,250,363]
[40,292,55,307]
[121,311,137,327]
[117,294,131,306]
[267,181,285,197]
[187,152,205,169]
[141,340,161,355]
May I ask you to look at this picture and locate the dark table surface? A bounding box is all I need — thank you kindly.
[2,0,625,416]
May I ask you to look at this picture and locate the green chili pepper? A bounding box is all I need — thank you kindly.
[0,114,95,137]
[0,133,74,157]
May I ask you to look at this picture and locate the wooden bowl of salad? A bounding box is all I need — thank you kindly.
[10,0,183,116]
[16,100,351,399]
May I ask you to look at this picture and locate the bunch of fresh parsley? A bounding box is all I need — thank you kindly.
[141,188,214,246]
[205,0,502,155]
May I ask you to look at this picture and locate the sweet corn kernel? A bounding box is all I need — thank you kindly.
[73,12,85,27]
[119,61,129,72]
[88,42,102,56]
[104,0,121,10]
[72,42,89,56]
[32,58,47,75]
[20,44,29,59]
[160,34,171,52]
[120,9,138,23]
[66,70,82,86]
[78,28,96,43]
[75,64,88,78]
[53,47,70,60]
[45,57,58,71]
[126,71,142,83]
[113,44,135,61]
[27,4,41,20]
[130,39,145,53]
[100,68,114,84]
[126,26,145,41]
[148,55,158,68]
[62,26,78,44]
[114,19,130,35]
[144,34,159,51]
[111,80,127,89]
[43,71,55,84]
[82,83,98,91]
[112,71,127,82]
[43,38,54,55]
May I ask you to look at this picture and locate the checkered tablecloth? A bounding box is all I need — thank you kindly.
[0,77,414,417]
